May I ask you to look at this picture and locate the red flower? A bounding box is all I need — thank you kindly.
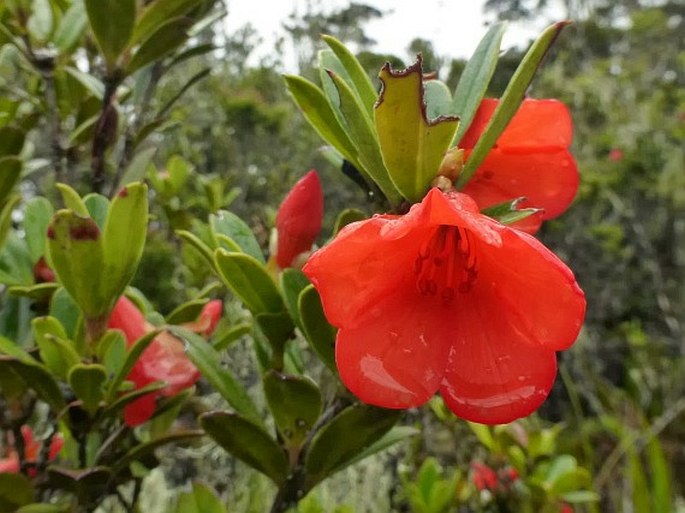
[275,170,323,268]
[0,426,63,474]
[108,296,222,426]
[608,148,623,161]
[471,461,498,491]
[303,189,585,424]
[559,503,574,513]
[460,99,579,233]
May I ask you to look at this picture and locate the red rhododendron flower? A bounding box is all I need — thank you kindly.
[471,461,498,491]
[108,296,222,426]
[303,189,585,424]
[275,170,323,268]
[460,99,579,233]
[0,426,63,474]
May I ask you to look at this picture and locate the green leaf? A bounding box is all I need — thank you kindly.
[210,210,264,263]
[56,183,88,215]
[119,146,157,188]
[101,182,148,307]
[279,268,310,328]
[321,34,377,116]
[0,195,19,248]
[213,322,251,351]
[263,370,322,447]
[304,404,401,488]
[84,0,136,66]
[27,0,54,42]
[170,326,262,427]
[451,22,507,145]
[424,80,453,120]
[201,411,288,485]
[175,482,227,513]
[83,193,110,230]
[7,283,59,302]
[646,436,672,513]
[0,355,66,412]
[467,422,496,451]
[0,473,34,512]
[127,16,192,74]
[456,22,569,188]
[131,0,203,46]
[54,0,88,52]
[47,210,107,317]
[105,329,158,398]
[346,425,418,468]
[0,126,25,157]
[46,467,111,504]
[68,363,106,414]
[0,156,22,205]
[176,229,215,268]
[64,67,104,100]
[101,381,165,418]
[32,316,81,379]
[16,504,70,513]
[96,328,126,376]
[254,311,294,364]
[49,287,80,341]
[328,70,402,204]
[214,249,283,314]
[374,58,459,202]
[332,208,366,236]
[628,448,650,513]
[298,285,336,372]
[111,430,203,474]
[283,75,359,165]
[165,298,208,324]
[23,197,54,262]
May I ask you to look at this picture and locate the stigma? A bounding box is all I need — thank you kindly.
[414,225,479,302]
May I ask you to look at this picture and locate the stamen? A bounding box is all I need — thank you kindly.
[413,225,479,302]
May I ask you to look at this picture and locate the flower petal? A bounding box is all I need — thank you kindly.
[460,98,573,151]
[138,331,200,395]
[108,296,147,345]
[439,288,558,424]
[124,394,156,427]
[336,283,453,409]
[476,227,586,351]
[462,148,579,220]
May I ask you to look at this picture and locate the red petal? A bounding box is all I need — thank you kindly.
[138,331,200,395]
[336,281,453,409]
[0,455,19,473]
[182,299,222,336]
[276,170,323,268]
[108,296,147,345]
[439,286,558,424]
[124,394,156,427]
[460,99,573,150]
[463,148,579,220]
[476,227,586,351]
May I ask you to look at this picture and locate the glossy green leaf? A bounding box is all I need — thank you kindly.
[54,0,88,52]
[201,411,288,485]
[68,363,106,414]
[32,316,80,379]
[49,287,81,341]
[101,381,165,419]
[210,210,264,263]
[0,195,19,248]
[0,473,33,512]
[47,210,107,317]
[321,35,377,116]
[263,370,321,447]
[0,355,65,412]
[64,66,104,100]
[83,193,110,230]
[84,0,135,66]
[96,328,126,376]
[346,425,419,468]
[7,283,59,301]
[451,22,506,145]
[283,75,359,165]
[298,285,337,372]
[254,311,294,364]
[56,183,88,215]
[279,268,310,328]
[27,0,53,41]
[165,298,208,324]
[213,322,251,351]
[101,182,148,306]
[424,80,453,120]
[111,430,203,473]
[170,325,263,426]
[374,58,459,202]
[304,404,401,488]
[23,197,54,262]
[0,156,22,205]
[328,70,401,204]
[332,208,366,236]
[176,229,215,267]
[174,482,227,513]
[127,17,191,74]
[131,0,203,46]
[104,330,158,400]
[457,22,569,188]
[214,249,283,314]
[46,466,111,504]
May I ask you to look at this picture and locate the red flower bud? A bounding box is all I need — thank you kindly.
[471,461,498,491]
[275,170,323,268]
[33,256,55,283]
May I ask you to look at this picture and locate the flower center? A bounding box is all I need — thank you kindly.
[414,225,478,302]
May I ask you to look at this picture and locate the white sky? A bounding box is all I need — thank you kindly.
[224,0,559,71]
